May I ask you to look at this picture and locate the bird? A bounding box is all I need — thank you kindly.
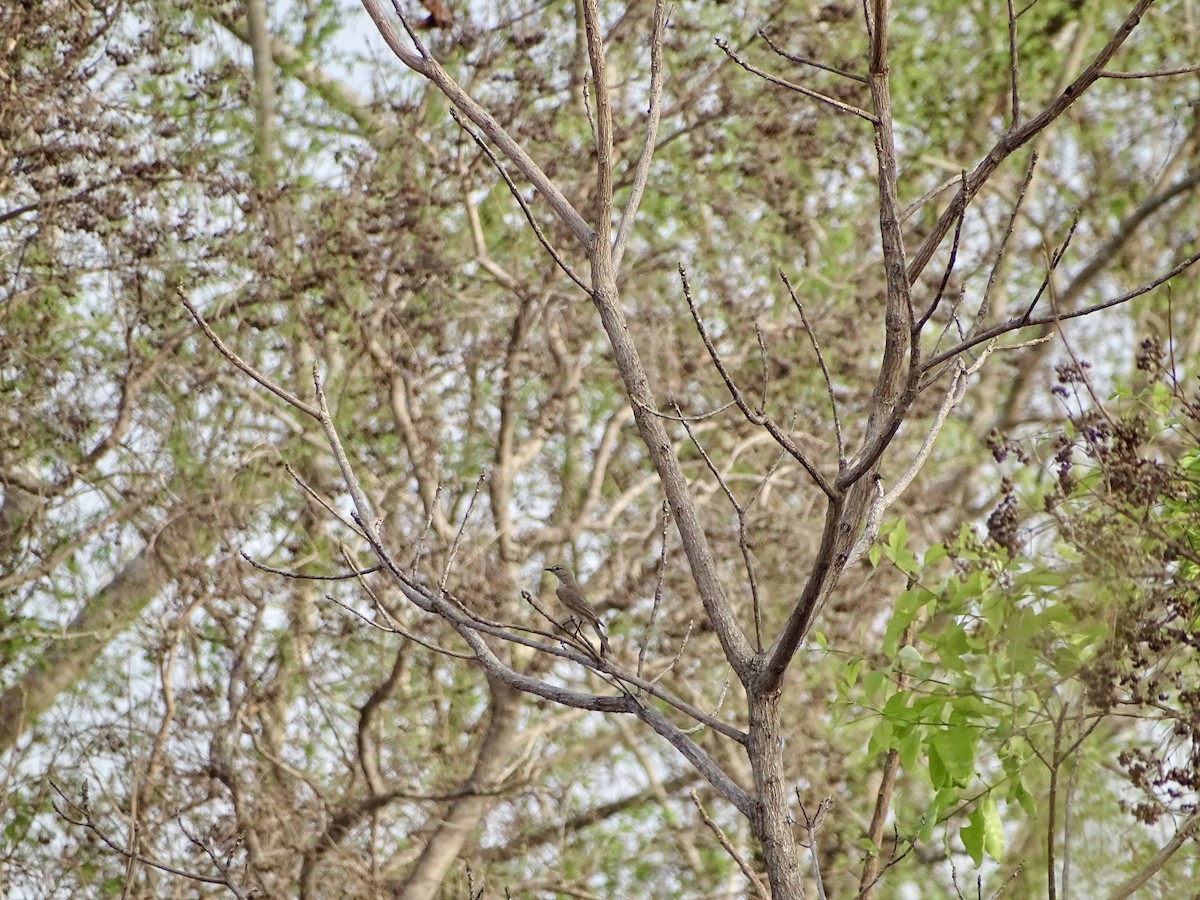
[544,565,610,656]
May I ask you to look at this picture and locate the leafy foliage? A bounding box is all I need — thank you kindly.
[847,352,1200,892]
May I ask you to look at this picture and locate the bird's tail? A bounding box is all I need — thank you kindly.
[592,621,610,656]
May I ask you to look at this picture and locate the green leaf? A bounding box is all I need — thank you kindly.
[936,623,971,672]
[868,718,894,757]
[1013,568,1068,590]
[897,730,922,774]
[949,694,992,719]
[897,645,924,668]
[1012,780,1037,818]
[882,689,915,724]
[860,669,885,701]
[883,587,934,655]
[841,656,860,686]
[982,793,1004,860]
[961,803,985,867]
[931,723,976,788]
[927,738,947,788]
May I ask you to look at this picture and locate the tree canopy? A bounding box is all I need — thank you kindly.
[2,0,1199,897]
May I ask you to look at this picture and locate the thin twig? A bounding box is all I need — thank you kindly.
[715,38,879,123]
[330,590,476,658]
[857,618,914,899]
[923,249,1200,372]
[690,790,769,899]
[674,401,762,649]
[387,0,430,60]
[679,265,835,498]
[1006,0,1021,124]
[798,795,833,900]
[975,151,1038,339]
[648,620,693,687]
[359,0,593,244]
[180,288,319,419]
[282,460,365,536]
[340,542,404,631]
[634,396,738,422]
[409,482,442,578]
[680,677,730,736]
[915,181,967,332]
[612,0,667,271]
[50,783,249,897]
[638,503,671,680]
[758,29,867,83]
[1101,62,1200,78]
[449,109,589,293]
[899,172,965,223]
[851,827,917,899]
[906,0,1155,285]
[744,446,789,648]
[1019,212,1080,323]
[754,325,770,415]
[437,470,488,598]
[240,550,382,581]
[780,270,844,461]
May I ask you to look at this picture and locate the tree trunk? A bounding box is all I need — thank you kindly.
[749,689,803,899]
[0,497,225,753]
[394,677,522,899]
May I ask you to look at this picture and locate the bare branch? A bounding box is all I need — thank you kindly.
[758,0,921,691]
[1101,62,1200,78]
[51,783,250,898]
[691,790,769,899]
[308,369,754,806]
[1006,0,1021,125]
[582,0,614,255]
[635,397,739,422]
[1018,213,1080,323]
[239,550,382,582]
[451,109,588,293]
[915,187,967,333]
[680,266,836,498]
[673,401,765,650]
[358,0,594,245]
[781,271,844,461]
[180,288,319,420]
[283,459,366,537]
[907,0,1157,286]
[612,0,667,271]
[1108,806,1200,899]
[798,796,833,900]
[899,172,966,223]
[585,267,756,676]
[976,151,1039,338]
[715,39,879,124]
[437,470,487,597]
[647,620,693,688]
[924,248,1200,372]
[637,504,672,680]
[758,29,867,83]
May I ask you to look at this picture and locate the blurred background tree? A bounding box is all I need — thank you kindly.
[1,0,1197,896]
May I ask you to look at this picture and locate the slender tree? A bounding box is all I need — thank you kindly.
[3,0,1199,896]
